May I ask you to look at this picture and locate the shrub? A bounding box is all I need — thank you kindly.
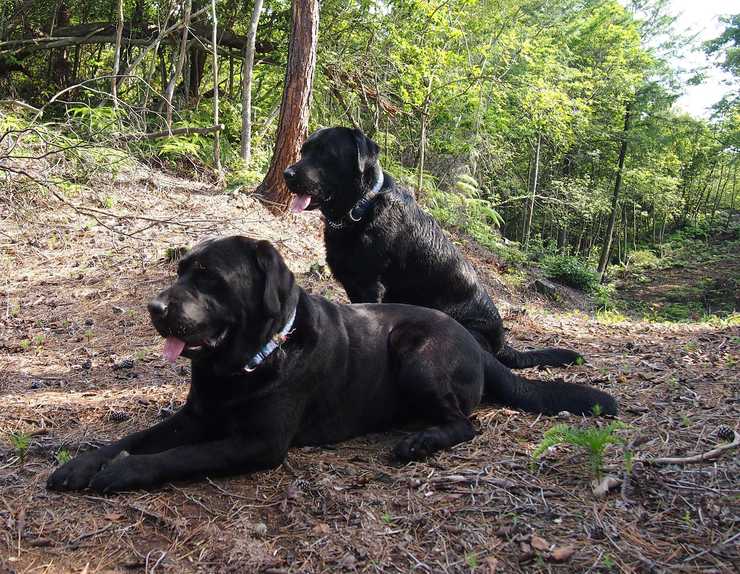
[626,249,660,269]
[541,254,598,291]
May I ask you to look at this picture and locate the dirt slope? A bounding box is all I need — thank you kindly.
[0,160,738,573]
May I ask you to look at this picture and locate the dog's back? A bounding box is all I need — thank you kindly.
[355,181,506,354]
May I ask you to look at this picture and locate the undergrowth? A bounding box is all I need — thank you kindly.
[532,420,628,480]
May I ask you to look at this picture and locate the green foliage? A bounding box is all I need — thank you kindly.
[425,174,508,256]
[593,282,617,311]
[56,449,72,465]
[532,421,627,480]
[69,106,124,137]
[626,249,660,269]
[541,254,598,291]
[9,431,31,463]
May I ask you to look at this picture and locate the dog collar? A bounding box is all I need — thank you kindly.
[243,307,297,372]
[325,168,385,230]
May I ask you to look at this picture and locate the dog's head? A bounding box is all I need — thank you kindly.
[148,236,299,374]
[283,127,381,218]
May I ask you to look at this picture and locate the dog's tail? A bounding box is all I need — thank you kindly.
[482,352,617,416]
[496,342,583,369]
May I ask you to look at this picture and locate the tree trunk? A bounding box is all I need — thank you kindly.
[211,0,221,172]
[523,132,541,250]
[112,0,124,108]
[416,112,427,194]
[165,0,191,131]
[240,0,264,164]
[257,0,320,208]
[725,166,737,230]
[597,101,632,281]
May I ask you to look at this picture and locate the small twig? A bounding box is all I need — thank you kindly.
[118,124,224,141]
[642,430,739,466]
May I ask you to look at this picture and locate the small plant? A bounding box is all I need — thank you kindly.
[101,195,116,209]
[165,246,189,263]
[84,329,94,342]
[602,553,616,570]
[381,512,394,526]
[56,449,72,465]
[19,339,31,350]
[623,449,634,474]
[465,552,478,569]
[532,421,627,480]
[541,254,598,291]
[9,431,31,463]
[592,282,617,311]
[33,334,45,346]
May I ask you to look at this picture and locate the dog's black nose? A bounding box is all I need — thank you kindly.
[283,166,296,181]
[147,297,168,319]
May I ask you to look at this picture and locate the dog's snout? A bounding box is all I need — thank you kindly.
[147,297,169,319]
[283,166,297,181]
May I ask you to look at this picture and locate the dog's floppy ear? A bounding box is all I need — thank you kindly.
[254,240,294,318]
[351,128,380,175]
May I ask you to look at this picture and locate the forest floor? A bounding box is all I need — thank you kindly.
[615,228,738,323]
[0,155,738,573]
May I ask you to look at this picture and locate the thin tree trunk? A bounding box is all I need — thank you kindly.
[523,132,541,250]
[417,113,427,194]
[112,0,124,108]
[211,0,221,172]
[165,0,191,131]
[240,0,264,164]
[597,101,633,281]
[725,166,737,230]
[416,76,433,195]
[257,0,320,208]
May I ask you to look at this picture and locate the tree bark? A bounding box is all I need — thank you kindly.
[241,0,264,164]
[257,0,319,207]
[211,0,221,172]
[112,0,124,108]
[597,101,633,281]
[523,132,541,250]
[165,0,191,131]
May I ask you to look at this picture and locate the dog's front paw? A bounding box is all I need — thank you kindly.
[393,432,438,462]
[89,455,159,493]
[47,450,110,491]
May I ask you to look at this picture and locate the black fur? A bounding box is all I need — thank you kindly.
[285,126,583,370]
[47,236,616,492]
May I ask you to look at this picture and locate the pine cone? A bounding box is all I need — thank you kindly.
[716,425,735,442]
[107,410,130,422]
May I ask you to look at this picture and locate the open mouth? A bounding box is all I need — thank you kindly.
[161,329,228,363]
[289,193,316,214]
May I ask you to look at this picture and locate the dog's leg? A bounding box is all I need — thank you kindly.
[47,407,209,491]
[390,328,481,461]
[393,392,475,461]
[87,436,288,492]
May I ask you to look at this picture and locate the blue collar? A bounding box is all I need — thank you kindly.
[243,307,297,372]
[325,168,385,230]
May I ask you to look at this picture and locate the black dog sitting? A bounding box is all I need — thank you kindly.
[47,236,615,492]
[285,126,583,370]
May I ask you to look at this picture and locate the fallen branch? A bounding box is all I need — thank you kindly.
[0,100,41,113]
[643,430,738,465]
[119,123,224,141]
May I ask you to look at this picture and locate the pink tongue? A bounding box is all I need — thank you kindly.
[163,337,186,363]
[290,194,312,213]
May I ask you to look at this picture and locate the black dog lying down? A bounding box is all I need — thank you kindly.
[47,237,615,492]
[285,126,581,370]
